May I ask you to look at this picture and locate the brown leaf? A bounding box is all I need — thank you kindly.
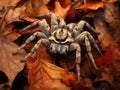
[75,1,103,10]
[54,0,71,18]
[28,58,75,90]
[0,37,26,85]
[21,0,49,22]
[5,6,25,24]
[102,0,116,3]
[1,23,21,41]
[103,3,120,45]
[95,47,117,67]
[94,17,117,50]
[29,79,71,90]
[0,0,21,8]
[27,44,76,89]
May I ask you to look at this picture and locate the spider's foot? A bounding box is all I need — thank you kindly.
[12,52,18,55]
[20,59,26,62]
[97,32,100,35]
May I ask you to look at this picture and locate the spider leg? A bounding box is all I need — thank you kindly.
[74,31,100,70]
[66,23,76,32]
[87,32,102,55]
[38,19,50,36]
[84,36,98,70]
[70,43,81,82]
[73,20,99,36]
[36,12,66,32]
[20,39,49,62]
[12,32,47,55]
[42,12,59,33]
[20,19,50,37]
[20,21,39,32]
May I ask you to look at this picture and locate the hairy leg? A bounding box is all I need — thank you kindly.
[84,36,98,70]
[20,39,49,62]
[87,32,102,55]
[13,32,47,55]
[20,21,40,32]
[74,31,101,70]
[75,31,102,55]
[73,20,99,36]
[70,43,81,82]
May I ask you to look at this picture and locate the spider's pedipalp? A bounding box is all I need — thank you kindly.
[12,32,47,55]
[20,39,49,62]
[84,36,98,70]
[70,43,81,82]
[38,19,50,36]
[57,17,66,28]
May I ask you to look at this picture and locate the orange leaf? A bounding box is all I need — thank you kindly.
[21,0,49,22]
[1,23,21,41]
[0,0,21,8]
[75,1,103,10]
[54,0,71,18]
[95,47,118,67]
[102,0,116,3]
[5,5,26,24]
[28,58,76,90]
[25,44,53,72]
[0,37,26,85]
[26,44,76,89]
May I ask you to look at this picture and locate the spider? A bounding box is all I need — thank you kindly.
[13,12,102,82]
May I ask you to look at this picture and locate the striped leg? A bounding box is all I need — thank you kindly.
[73,20,99,37]
[20,21,39,32]
[70,43,81,82]
[12,32,47,55]
[84,36,98,70]
[87,32,102,55]
[20,39,49,62]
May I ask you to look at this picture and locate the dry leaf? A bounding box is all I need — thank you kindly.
[75,1,103,10]
[21,0,49,22]
[0,37,26,85]
[102,0,116,3]
[27,44,76,90]
[25,44,53,74]
[28,58,75,90]
[29,79,71,90]
[0,0,21,8]
[5,6,25,24]
[94,17,117,50]
[1,23,21,41]
[95,47,117,67]
[54,0,71,18]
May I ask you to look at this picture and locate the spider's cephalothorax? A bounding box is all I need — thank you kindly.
[49,28,73,44]
[13,12,102,82]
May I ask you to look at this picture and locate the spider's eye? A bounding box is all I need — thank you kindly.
[46,26,49,28]
[74,27,78,30]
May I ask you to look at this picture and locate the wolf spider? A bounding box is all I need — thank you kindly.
[13,12,102,82]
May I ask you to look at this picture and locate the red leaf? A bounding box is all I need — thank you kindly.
[95,47,117,67]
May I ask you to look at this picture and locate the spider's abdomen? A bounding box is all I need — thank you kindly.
[50,43,68,54]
